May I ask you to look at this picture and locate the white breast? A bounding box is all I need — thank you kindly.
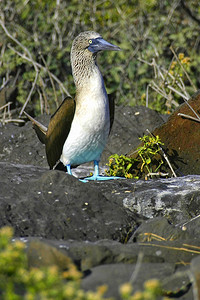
[60,70,110,166]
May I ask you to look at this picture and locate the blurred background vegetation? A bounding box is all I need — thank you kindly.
[0,0,199,116]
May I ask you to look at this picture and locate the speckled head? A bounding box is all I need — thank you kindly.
[71,31,120,54]
[71,31,120,87]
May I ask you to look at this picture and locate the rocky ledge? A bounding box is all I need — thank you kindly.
[0,102,200,299]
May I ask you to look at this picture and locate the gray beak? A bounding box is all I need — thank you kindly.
[88,37,121,53]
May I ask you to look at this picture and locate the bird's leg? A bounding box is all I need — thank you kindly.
[66,162,123,182]
[66,164,72,175]
[84,160,123,181]
[66,164,88,183]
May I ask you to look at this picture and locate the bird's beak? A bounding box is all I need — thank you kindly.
[88,38,121,53]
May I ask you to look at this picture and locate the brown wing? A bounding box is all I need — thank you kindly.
[46,97,75,169]
[108,94,115,133]
[23,111,47,144]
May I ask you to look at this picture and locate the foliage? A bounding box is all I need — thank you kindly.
[106,154,138,179]
[120,279,162,300]
[144,50,195,114]
[0,226,110,300]
[0,1,200,115]
[0,226,165,300]
[106,135,166,179]
[137,135,164,175]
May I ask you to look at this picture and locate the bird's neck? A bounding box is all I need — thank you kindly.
[71,51,101,89]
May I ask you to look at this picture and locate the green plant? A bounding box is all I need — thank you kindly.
[106,135,165,179]
[0,226,166,299]
[106,154,139,179]
[137,135,164,175]
[120,279,162,300]
[0,226,110,300]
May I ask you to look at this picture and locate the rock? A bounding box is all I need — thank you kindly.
[23,237,195,299]
[0,116,49,167]
[27,239,76,271]
[81,262,174,299]
[127,90,200,177]
[190,256,200,300]
[0,102,198,299]
[152,90,200,176]
[91,175,200,226]
[0,162,136,242]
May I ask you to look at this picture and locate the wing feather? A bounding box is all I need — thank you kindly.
[46,97,75,169]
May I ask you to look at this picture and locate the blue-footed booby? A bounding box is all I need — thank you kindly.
[24,31,121,181]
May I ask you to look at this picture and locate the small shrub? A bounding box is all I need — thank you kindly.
[106,134,166,179]
[106,154,139,179]
[0,226,110,300]
[120,279,162,300]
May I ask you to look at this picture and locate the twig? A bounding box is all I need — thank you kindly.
[146,84,150,107]
[181,214,200,228]
[177,113,200,123]
[8,44,70,97]
[0,19,38,72]
[139,242,200,255]
[40,54,59,108]
[146,129,177,177]
[0,119,25,124]
[0,102,12,111]
[0,20,70,97]
[19,71,39,117]
[181,97,200,121]
[166,85,189,100]
[0,78,10,92]
[129,252,144,284]
[146,172,169,178]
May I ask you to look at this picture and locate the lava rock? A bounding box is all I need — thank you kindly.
[152,90,200,176]
[0,162,136,242]
[0,102,198,299]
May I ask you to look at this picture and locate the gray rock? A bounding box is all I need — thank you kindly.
[0,162,136,242]
[23,237,194,299]
[121,175,200,224]
[0,104,198,299]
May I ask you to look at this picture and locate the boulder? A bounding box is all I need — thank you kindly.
[0,103,198,299]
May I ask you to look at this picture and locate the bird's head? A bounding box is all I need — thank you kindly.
[72,31,121,54]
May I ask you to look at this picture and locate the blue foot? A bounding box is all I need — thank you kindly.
[66,161,124,183]
[84,175,123,181]
[79,178,89,183]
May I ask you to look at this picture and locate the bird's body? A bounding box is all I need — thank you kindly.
[61,64,110,166]
[24,31,120,181]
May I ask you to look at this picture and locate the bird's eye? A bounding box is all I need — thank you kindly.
[88,39,93,44]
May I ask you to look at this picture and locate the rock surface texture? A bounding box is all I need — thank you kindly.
[1,103,200,299]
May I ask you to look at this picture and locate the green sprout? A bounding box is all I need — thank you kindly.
[106,134,165,179]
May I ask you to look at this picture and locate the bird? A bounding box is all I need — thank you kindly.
[24,31,121,181]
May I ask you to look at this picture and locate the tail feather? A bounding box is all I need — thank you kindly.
[24,111,47,144]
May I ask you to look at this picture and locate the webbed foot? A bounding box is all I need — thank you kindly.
[83,175,122,181]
